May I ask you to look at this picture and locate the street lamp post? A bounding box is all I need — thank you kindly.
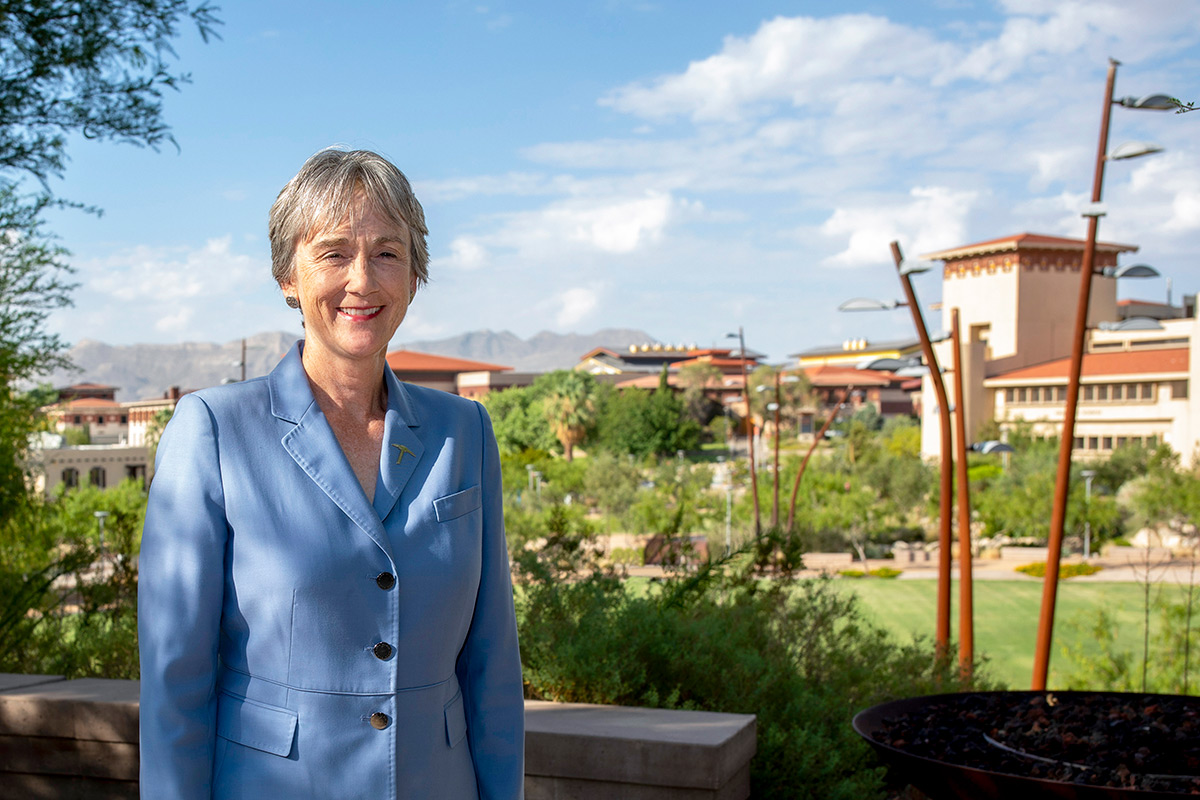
[94,510,110,561]
[838,243,955,653]
[1032,59,1176,691]
[892,242,954,653]
[727,328,761,537]
[756,377,783,528]
[1081,469,1097,560]
[950,307,974,676]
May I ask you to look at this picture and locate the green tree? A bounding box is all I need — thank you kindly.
[538,370,598,462]
[0,1,221,186]
[594,368,699,458]
[481,386,556,455]
[676,361,722,426]
[0,189,74,519]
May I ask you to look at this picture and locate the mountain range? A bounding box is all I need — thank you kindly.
[43,328,656,401]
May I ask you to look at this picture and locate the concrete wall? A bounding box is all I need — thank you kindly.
[0,675,756,800]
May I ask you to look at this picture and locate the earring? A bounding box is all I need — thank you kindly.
[285,296,300,309]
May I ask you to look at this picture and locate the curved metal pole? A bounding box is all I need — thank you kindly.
[785,384,854,531]
[771,370,781,528]
[1032,59,1119,691]
[951,308,974,676]
[892,240,953,652]
[735,327,762,537]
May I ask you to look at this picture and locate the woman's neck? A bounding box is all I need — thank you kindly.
[300,343,388,420]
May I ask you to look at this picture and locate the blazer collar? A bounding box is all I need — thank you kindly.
[268,341,426,560]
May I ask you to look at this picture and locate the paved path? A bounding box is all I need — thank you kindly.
[623,557,1200,584]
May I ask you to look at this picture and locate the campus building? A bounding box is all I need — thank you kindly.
[916,232,1199,464]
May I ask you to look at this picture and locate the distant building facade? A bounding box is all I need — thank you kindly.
[915,232,1200,463]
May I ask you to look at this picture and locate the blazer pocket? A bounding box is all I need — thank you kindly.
[444,689,468,748]
[433,485,481,523]
[216,691,298,758]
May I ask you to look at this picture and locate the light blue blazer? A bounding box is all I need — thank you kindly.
[138,342,524,799]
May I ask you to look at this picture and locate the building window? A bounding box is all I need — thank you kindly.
[1116,437,1127,448]
[88,466,106,489]
[73,415,82,424]
[1073,436,1084,450]
[1054,387,1065,402]
[1096,385,1109,401]
[121,415,128,423]
[1141,383,1154,400]
[1082,386,1094,402]
[62,468,78,489]
[1172,381,1189,399]
[1005,388,1015,403]
[1087,437,1099,450]
[96,415,105,424]
[1016,388,1027,403]
[1102,437,1113,450]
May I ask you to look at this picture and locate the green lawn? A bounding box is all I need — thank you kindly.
[837,578,1192,689]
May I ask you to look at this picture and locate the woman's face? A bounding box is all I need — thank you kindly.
[283,197,417,367]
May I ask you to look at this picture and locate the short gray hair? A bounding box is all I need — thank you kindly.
[269,147,430,289]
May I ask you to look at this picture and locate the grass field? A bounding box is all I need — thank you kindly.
[837,578,1194,689]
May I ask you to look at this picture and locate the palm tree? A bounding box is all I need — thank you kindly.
[541,371,596,462]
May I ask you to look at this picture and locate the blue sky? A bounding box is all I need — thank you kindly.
[39,0,1200,362]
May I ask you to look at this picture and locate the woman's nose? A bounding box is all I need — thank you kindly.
[346,252,377,293]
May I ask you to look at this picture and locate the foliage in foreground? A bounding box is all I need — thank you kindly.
[515,520,989,799]
[1062,592,1200,696]
[0,481,144,678]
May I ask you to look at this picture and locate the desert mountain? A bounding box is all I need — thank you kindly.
[44,328,657,401]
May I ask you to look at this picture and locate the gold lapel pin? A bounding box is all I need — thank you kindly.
[391,443,415,465]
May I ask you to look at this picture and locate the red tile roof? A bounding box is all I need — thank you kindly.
[921,232,1138,261]
[801,365,899,387]
[385,351,511,373]
[988,348,1188,381]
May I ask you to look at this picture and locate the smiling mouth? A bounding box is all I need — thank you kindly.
[338,306,383,320]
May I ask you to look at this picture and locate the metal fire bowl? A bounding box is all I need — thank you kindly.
[852,691,1196,800]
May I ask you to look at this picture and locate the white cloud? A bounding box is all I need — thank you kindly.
[454,190,689,261]
[87,236,261,302]
[821,186,980,267]
[554,286,601,327]
[56,236,294,345]
[600,14,950,123]
[440,236,489,270]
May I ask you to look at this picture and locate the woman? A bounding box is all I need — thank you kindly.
[138,148,525,799]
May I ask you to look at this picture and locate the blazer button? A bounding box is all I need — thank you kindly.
[370,712,390,730]
[375,571,395,590]
[373,642,393,660]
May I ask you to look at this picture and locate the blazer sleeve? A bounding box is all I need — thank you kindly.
[138,394,228,800]
[456,402,525,799]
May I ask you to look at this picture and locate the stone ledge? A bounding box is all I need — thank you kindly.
[525,700,754,796]
[0,676,756,799]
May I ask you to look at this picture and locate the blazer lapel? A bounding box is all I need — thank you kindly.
[372,366,424,522]
[269,342,396,562]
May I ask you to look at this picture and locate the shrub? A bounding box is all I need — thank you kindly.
[515,529,988,798]
[1015,562,1103,579]
[838,567,901,579]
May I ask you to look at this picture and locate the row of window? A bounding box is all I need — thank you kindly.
[62,467,106,489]
[1071,435,1159,452]
[1005,382,1164,405]
[69,414,128,425]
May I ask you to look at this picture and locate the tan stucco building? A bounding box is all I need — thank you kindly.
[917,232,1199,463]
